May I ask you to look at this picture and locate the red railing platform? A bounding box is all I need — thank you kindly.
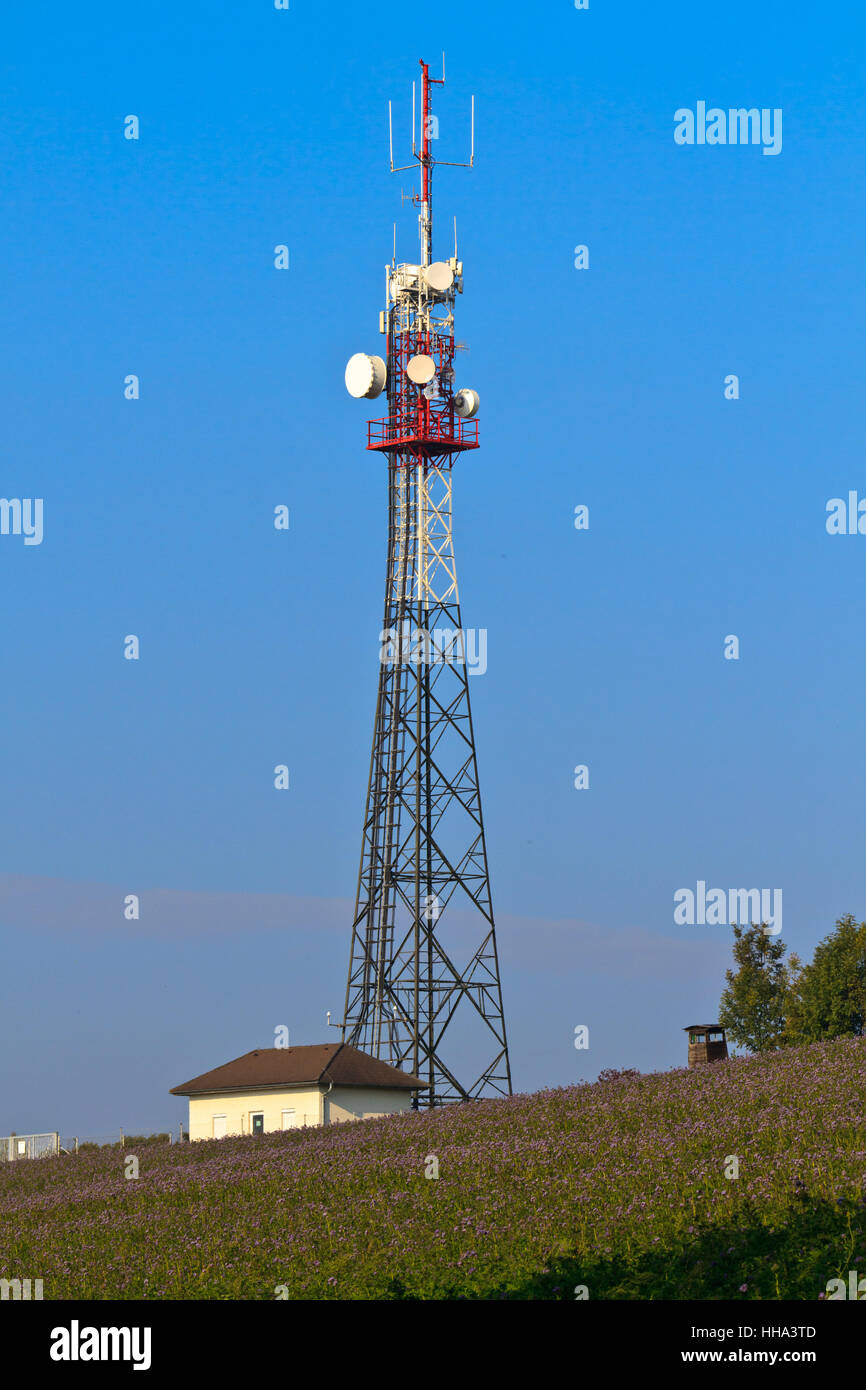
[367,415,479,454]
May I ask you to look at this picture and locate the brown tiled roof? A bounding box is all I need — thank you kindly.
[169,1043,426,1096]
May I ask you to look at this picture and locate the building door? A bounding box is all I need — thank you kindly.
[213,1115,227,1139]
[251,1113,264,1136]
[281,1109,296,1129]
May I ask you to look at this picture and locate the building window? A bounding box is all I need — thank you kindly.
[281,1109,297,1130]
[212,1115,227,1139]
[251,1113,265,1136]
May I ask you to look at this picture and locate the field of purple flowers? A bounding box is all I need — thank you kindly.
[2,1037,865,1299]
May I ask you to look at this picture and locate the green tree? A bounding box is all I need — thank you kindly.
[718,924,791,1053]
[784,914,866,1043]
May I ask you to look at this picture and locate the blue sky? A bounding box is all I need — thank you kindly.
[1,0,864,1135]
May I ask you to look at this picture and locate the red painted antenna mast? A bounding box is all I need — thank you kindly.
[418,59,443,266]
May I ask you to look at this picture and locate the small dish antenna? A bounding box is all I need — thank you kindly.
[406,354,437,385]
[454,387,480,418]
[422,261,454,292]
[345,353,387,399]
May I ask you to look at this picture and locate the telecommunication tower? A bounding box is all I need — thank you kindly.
[340,59,511,1106]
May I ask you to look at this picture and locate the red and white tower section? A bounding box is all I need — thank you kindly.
[340,61,511,1106]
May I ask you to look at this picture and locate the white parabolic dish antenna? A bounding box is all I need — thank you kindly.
[406,354,437,385]
[345,353,386,399]
[422,261,454,292]
[454,388,480,418]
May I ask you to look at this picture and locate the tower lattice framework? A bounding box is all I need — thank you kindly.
[341,60,511,1106]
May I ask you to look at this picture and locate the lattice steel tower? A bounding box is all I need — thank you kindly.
[340,60,511,1106]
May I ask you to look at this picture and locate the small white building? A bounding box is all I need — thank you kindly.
[170,1042,426,1141]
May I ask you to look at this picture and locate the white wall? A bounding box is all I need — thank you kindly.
[188,1086,321,1141]
[187,1085,416,1139]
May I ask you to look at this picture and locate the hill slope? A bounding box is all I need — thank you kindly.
[2,1037,866,1299]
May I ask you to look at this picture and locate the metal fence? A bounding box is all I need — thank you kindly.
[0,1132,59,1161]
[1,1129,185,1160]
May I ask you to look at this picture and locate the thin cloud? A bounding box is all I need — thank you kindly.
[0,875,732,980]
